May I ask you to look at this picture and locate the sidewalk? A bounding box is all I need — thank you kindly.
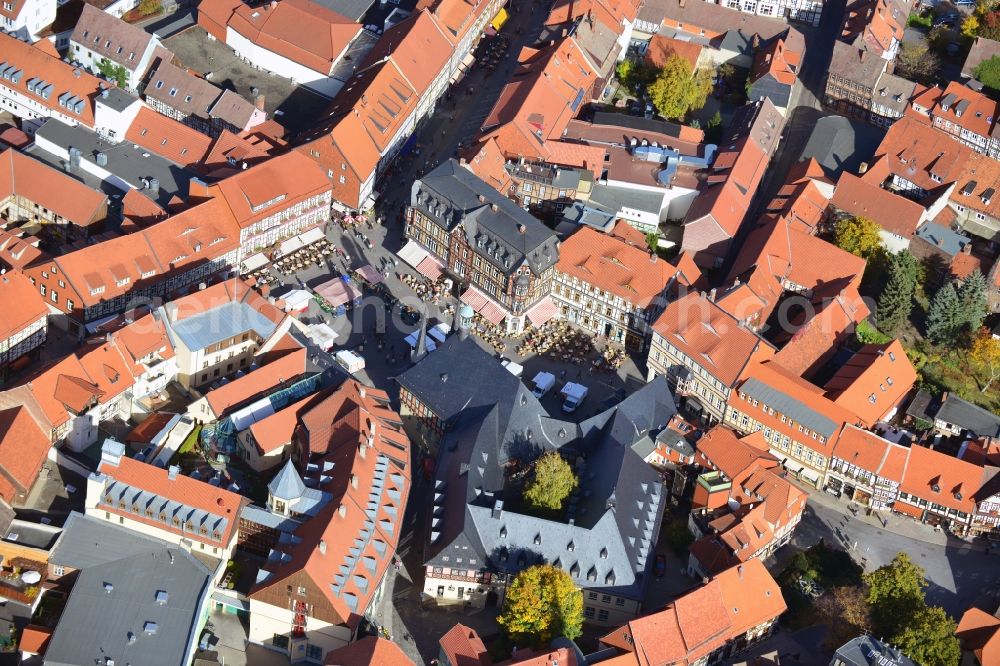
[792,477,955,548]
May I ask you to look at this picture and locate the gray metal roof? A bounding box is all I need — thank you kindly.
[937,394,1000,438]
[799,114,882,179]
[750,75,792,110]
[97,87,140,113]
[588,182,664,216]
[411,159,559,276]
[44,548,211,666]
[49,512,170,569]
[268,459,306,501]
[168,300,278,352]
[740,377,838,438]
[831,635,917,666]
[915,222,970,257]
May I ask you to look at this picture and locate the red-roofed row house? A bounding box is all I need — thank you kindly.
[686,427,807,579]
[296,0,511,211]
[23,152,330,337]
[599,558,786,666]
[246,380,411,661]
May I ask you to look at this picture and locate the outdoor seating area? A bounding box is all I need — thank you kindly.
[400,272,450,305]
[516,320,595,363]
[440,303,509,353]
[273,236,336,274]
[595,346,628,372]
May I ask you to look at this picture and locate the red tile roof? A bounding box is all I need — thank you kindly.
[695,426,779,480]
[0,32,103,127]
[18,625,52,655]
[324,636,415,665]
[652,291,774,388]
[212,150,330,229]
[202,349,305,416]
[825,340,917,427]
[97,453,248,547]
[0,272,47,343]
[224,0,360,75]
[606,559,785,665]
[0,148,107,228]
[900,444,982,514]
[125,107,213,167]
[931,80,1000,139]
[645,35,702,72]
[0,407,50,503]
[832,425,909,483]
[252,381,411,627]
[438,623,489,666]
[957,607,1000,665]
[831,172,926,239]
[248,394,315,455]
[557,225,694,308]
[362,9,453,98]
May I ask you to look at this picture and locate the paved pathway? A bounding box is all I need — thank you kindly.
[780,480,1000,618]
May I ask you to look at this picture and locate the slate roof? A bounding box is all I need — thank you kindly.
[44,548,211,666]
[49,511,172,569]
[403,338,675,600]
[411,159,559,276]
[740,377,839,438]
[832,635,917,666]
[914,222,970,257]
[936,394,1000,438]
[268,459,306,500]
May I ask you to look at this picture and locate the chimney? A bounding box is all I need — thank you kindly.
[858,161,869,175]
[318,540,327,554]
[338,503,347,518]
[358,386,366,399]
[254,94,265,111]
[359,441,367,459]
[350,473,358,489]
[708,288,717,301]
[737,564,744,579]
[962,243,972,254]
[858,48,866,61]
[490,203,499,212]
[167,465,180,480]
[492,499,504,519]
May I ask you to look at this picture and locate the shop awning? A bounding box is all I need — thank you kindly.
[314,278,362,307]
[480,300,507,326]
[416,255,444,281]
[281,289,312,312]
[356,264,384,285]
[461,286,489,311]
[211,591,250,611]
[525,296,559,326]
[241,252,269,273]
[278,236,304,257]
[491,7,509,30]
[397,240,430,269]
[299,227,324,245]
[892,500,924,519]
[773,453,805,475]
[461,286,508,326]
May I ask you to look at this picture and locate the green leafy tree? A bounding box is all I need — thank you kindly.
[498,565,583,646]
[926,281,962,345]
[97,59,128,88]
[892,605,961,666]
[863,552,928,638]
[834,216,882,260]
[877,251,918,335]
[974,55,1000,91]
[524,452,578,511]
[616,59,656,93]
[645,232,659,253]
[957,270,989,334]
[647,55,711,120]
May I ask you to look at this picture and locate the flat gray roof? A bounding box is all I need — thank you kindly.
[28,119,192,207]
[45,547,211,666]
[49,511,170,569]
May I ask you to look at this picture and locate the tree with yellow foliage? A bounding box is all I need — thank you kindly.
[970,327,1000,392]
[498,565,583,647]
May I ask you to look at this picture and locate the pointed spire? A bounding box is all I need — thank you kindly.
[268,459,305,502]
[411,312,429,364]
